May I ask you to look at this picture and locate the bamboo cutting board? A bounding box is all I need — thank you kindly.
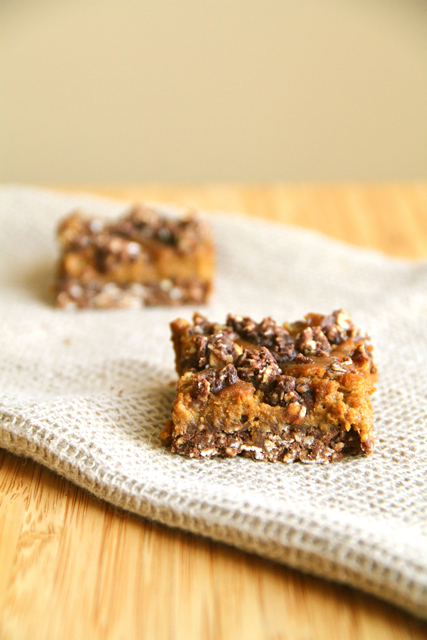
[1,184,427,640]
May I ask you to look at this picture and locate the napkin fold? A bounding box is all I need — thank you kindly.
[1,186,426,618]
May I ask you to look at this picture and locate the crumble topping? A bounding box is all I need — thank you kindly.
[58,206,208,262]
[176,309,375,384]
[110,206,205,253]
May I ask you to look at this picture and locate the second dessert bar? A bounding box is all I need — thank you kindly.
[55,204,214,309]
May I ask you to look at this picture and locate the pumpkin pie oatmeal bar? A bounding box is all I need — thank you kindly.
[55,205,214,308]
[161,310,377,463]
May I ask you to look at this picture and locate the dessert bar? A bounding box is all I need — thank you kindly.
[161,310,377,463]
[55,205,214,308]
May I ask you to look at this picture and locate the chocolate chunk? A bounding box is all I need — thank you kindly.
[190,364,239,401]
[235,347,281,390]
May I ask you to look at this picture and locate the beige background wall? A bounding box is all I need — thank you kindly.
[1,0,426,184]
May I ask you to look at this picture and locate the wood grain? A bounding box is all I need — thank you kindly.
[1,184,427,640]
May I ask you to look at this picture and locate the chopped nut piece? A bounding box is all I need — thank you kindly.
[295,327,331,357]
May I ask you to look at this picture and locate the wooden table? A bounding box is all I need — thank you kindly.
[1,184,427,640]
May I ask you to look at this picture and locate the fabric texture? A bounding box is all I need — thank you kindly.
[1,186,426,618]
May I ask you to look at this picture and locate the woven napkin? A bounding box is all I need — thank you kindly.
[1,186,426,618]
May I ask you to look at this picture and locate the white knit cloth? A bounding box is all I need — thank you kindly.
[1,186,426,618]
